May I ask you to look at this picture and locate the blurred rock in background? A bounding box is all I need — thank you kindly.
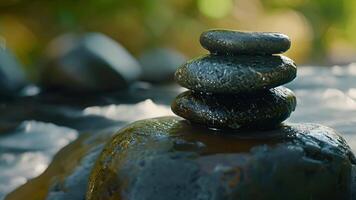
[40,33,142,92]
[139,48,186,84]
[0,49,27,96]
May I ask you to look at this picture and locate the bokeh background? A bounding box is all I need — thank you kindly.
[0,0,356,80]
[1,1,356,199]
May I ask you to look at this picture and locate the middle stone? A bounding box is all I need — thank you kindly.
[171,86,296,130]
[175,54,296,94]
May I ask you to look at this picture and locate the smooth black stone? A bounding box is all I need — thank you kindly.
[200,29,291,55]
[41,33,142,92]
[171,87,296,129]
[87,117,355,200]
[139,48,186,83]
[175,54,296,94]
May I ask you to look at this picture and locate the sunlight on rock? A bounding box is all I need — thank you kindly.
[307,125,344,147]
[83,99,173,122]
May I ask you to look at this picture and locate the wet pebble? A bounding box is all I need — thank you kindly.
[200,29,291,55]
[171,87,296,129]
[175,54,296,93]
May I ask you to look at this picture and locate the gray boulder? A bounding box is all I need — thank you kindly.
[41,33,142,92]
[139,48,186,83]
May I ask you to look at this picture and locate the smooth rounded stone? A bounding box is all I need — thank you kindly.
[41,33,142,92]
[87,117,355,200]
[0,49,27,96]
[175,54,296,93]
[200,29,291,55]
[139,48,186,83]
[171,87,296,130]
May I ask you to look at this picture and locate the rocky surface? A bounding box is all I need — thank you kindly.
[2,69,356,199]
[3,28,356,200]
[87,117,355,200]
[175,54,296,94]
[200,30,291,55]
[171,87,296,129]
[41,33,142,92]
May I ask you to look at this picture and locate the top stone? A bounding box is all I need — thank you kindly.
[200,29,291,55]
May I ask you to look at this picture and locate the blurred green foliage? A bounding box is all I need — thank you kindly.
[262,0,354,61]
[0,0,356,78]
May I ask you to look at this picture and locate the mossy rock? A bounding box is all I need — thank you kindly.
[87,117,355,200]
[171,87,296,130]
[175,55,296,94]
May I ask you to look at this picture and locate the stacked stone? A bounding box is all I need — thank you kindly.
[172,29,297,130]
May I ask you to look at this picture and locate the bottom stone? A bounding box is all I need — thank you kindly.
[87,117,355,200]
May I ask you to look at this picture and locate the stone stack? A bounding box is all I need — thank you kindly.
[84,30,355,200]
[172,29,297,130]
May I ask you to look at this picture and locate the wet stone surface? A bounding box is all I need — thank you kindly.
[171,87,296,130]
[200,30,291,55]
[175,54,296,94]
[87,117,355,200]
[2,66,356,200]
[2,26,356,200]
